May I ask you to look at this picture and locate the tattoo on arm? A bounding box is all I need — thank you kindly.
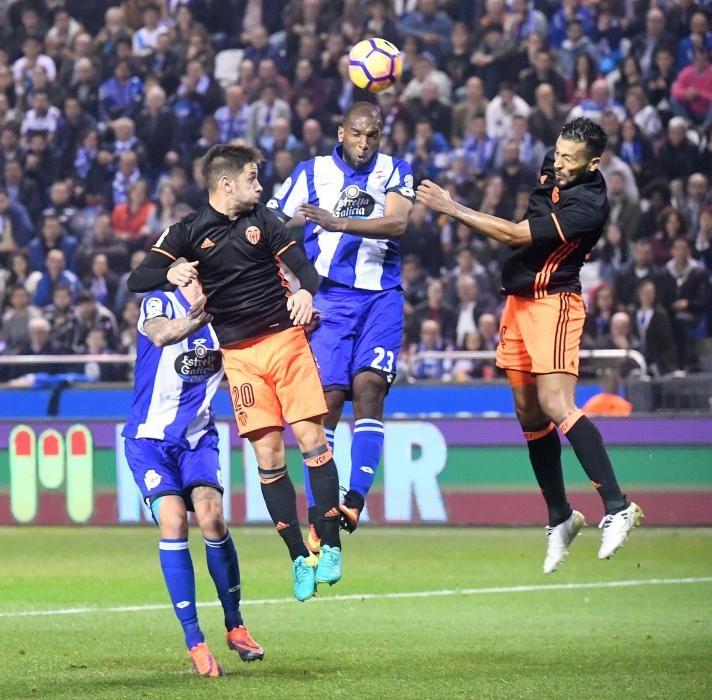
[143,315,207,347]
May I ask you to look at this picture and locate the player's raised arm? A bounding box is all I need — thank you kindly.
[128,222,197,292]
[416,180,533,248]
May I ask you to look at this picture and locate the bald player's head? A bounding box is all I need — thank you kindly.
[338,102,383,169]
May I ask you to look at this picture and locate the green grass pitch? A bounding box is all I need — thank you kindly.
[1,527,711,699]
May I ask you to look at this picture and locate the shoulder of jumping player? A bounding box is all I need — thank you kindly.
[559,170,609,221]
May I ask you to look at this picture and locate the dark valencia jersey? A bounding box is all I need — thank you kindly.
[151,203,296,347]
[501,149,609,298]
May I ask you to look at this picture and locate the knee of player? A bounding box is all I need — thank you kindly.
[197,509,227,539]
[536,387,568,423]
[352,374,387,417]
[156,502,188,539]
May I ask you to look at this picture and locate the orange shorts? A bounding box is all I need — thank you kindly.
[496,292,585,376]
[221,326,327,436]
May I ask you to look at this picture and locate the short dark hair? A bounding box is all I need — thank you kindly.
[560,117,608,158]
[343,101,382,129]
[201,144,262,192]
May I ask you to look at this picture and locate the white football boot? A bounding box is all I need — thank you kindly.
[543,510,586,574]
[598,501,643,559]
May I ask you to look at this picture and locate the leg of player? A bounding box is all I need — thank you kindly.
[536,373,642,560]
[341,371,388,533]
[249,427,318,601]
[508,369,584,574]
[303,390,345,554]
[155,495,224,677]
[292,417,342,587]
[191,486,264,662]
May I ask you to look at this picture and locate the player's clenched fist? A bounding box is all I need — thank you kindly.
[167,260,200,286]
[287,288,314,326]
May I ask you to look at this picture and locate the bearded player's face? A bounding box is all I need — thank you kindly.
[339,114,382,169]
[553,137,599,187]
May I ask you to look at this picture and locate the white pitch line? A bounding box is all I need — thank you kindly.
[1,577,711,620]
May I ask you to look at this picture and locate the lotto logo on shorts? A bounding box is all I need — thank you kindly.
[245,226,261,245]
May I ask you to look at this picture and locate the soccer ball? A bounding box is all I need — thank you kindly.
[348,38,402,94]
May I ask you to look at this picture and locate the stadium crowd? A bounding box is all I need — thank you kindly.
[0,0,711,386]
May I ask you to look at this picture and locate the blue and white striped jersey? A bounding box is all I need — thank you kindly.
[267,146,415,290]
[122,289,223,449]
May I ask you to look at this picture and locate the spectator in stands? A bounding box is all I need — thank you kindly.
[132,4,163,58]
[406,118,450,181]
[10,316,61,379]
[247,81,291,150]
[29,212,78,273]
[476,312,499,353]
[111,150,141,208]
[548,0,594,51]
[671,47,712,127]
[607,170,643,240]
[54,97,97,179]
[583,282,617,348]
[559,19,598,80]
[45,283,79,354]
[410,319,452,381]
[599,146,639,203]
[2,159,42,224]
[454,273,497,347]
[408,81,452,138]
[12,35,56,86]
[566,51,599,106]
[618,118,655,187]
[477,173,514,221]
[679,173,711,235]
[460,113,496,177]
[68,57,100,119]
[409,278,457,346]
[519,49,567,106]
[615,239,663,312]
[112,179,155,247]
[652,207,687,266]
[676,10,712,70]
[694,206,712,274]
[597,312,640,376]
[95,7,133,74]
[632,278,678,376]
[662,236,712,370]
[569,78,626,123]
[135,86,179,178]
[471,23,519,99]
[442,21,474,92]
[629,7,677,77]
[625,86,662,141]
[0,188,32,266]
[32,249,80,308]
[645,46,677,122]
[497,139,537,194]
[451,76,488,145]
[99,59,145,122]
[699,123,712,175]
[81,327,127,382]
[2,285,40,353]
[401,254,428,309]
[20,90,60,142]
[83,253,119,310]
[294,119,334,161]
[399,0,452,61]
[72,290,118,353]
[658,116,700,183]
[401,201,443,278]
[0,251,33,309]
[485,82,530,140]
[451,330,488,380]
[401,52,453,104]
[528,83,568,147]
[214,84,251,144]
[24,131,58,194]
[598,223,629,283]
[609,56,644,106]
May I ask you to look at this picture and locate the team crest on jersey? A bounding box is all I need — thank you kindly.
[144,469,162,490]
[145,297,165,320]
[333,185,376,218]
[245,225,261,244]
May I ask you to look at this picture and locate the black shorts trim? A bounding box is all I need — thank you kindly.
[353,367,395,395]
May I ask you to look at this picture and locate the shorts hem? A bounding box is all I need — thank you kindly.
[530,370,579,378]
[353,367,395,394]
[322,383,352,394]
[239,423,284,438]
[146,490,184,507]
[184,481,224,510]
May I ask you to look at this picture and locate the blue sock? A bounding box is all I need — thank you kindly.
[205,531,243,631]
[304,427,335,510]
[159,538,203,649]
[350,419,384,498]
